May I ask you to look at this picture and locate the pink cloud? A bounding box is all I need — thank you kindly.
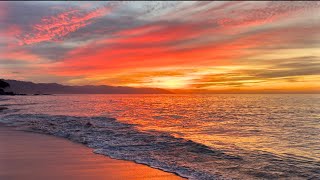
[18,5,113,45]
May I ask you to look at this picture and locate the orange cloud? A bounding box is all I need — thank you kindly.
[52,40,247,77]
[51,18,318,80]
[2,2,319,92]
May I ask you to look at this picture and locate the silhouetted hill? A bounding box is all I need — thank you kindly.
[1,79,172,94]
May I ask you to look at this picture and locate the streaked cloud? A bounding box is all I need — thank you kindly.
[18,5,114,45]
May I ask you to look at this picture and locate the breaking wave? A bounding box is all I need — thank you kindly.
[1,114,239,179]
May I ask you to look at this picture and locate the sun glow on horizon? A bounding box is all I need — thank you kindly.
[146,77,192,89]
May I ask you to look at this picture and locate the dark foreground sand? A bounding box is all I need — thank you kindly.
[0,126,184,180]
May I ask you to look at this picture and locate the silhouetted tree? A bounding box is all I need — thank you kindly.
[0,80,10,88]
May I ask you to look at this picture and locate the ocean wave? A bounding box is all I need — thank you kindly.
[1,113,319,180]
[0,113,238,179]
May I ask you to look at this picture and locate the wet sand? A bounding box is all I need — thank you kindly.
[0,126,184,180]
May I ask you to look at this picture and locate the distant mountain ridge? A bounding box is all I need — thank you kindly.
[1,79,172,94]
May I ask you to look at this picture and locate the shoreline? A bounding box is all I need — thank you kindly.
[0,125,184,180]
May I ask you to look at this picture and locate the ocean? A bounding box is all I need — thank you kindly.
[0,94,319,179]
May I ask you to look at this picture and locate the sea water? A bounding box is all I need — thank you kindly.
[0,94,319,179]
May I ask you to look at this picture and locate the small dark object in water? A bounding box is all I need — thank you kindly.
[85,122,93,127]
[0,107,8,111]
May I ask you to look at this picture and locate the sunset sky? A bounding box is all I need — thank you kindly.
[1,1,320,93]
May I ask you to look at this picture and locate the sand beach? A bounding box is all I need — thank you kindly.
[0,126,183,180]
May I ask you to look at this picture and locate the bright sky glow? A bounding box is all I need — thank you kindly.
[1,1,320,93]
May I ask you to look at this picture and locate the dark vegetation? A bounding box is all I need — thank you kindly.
[0,79,14,95]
